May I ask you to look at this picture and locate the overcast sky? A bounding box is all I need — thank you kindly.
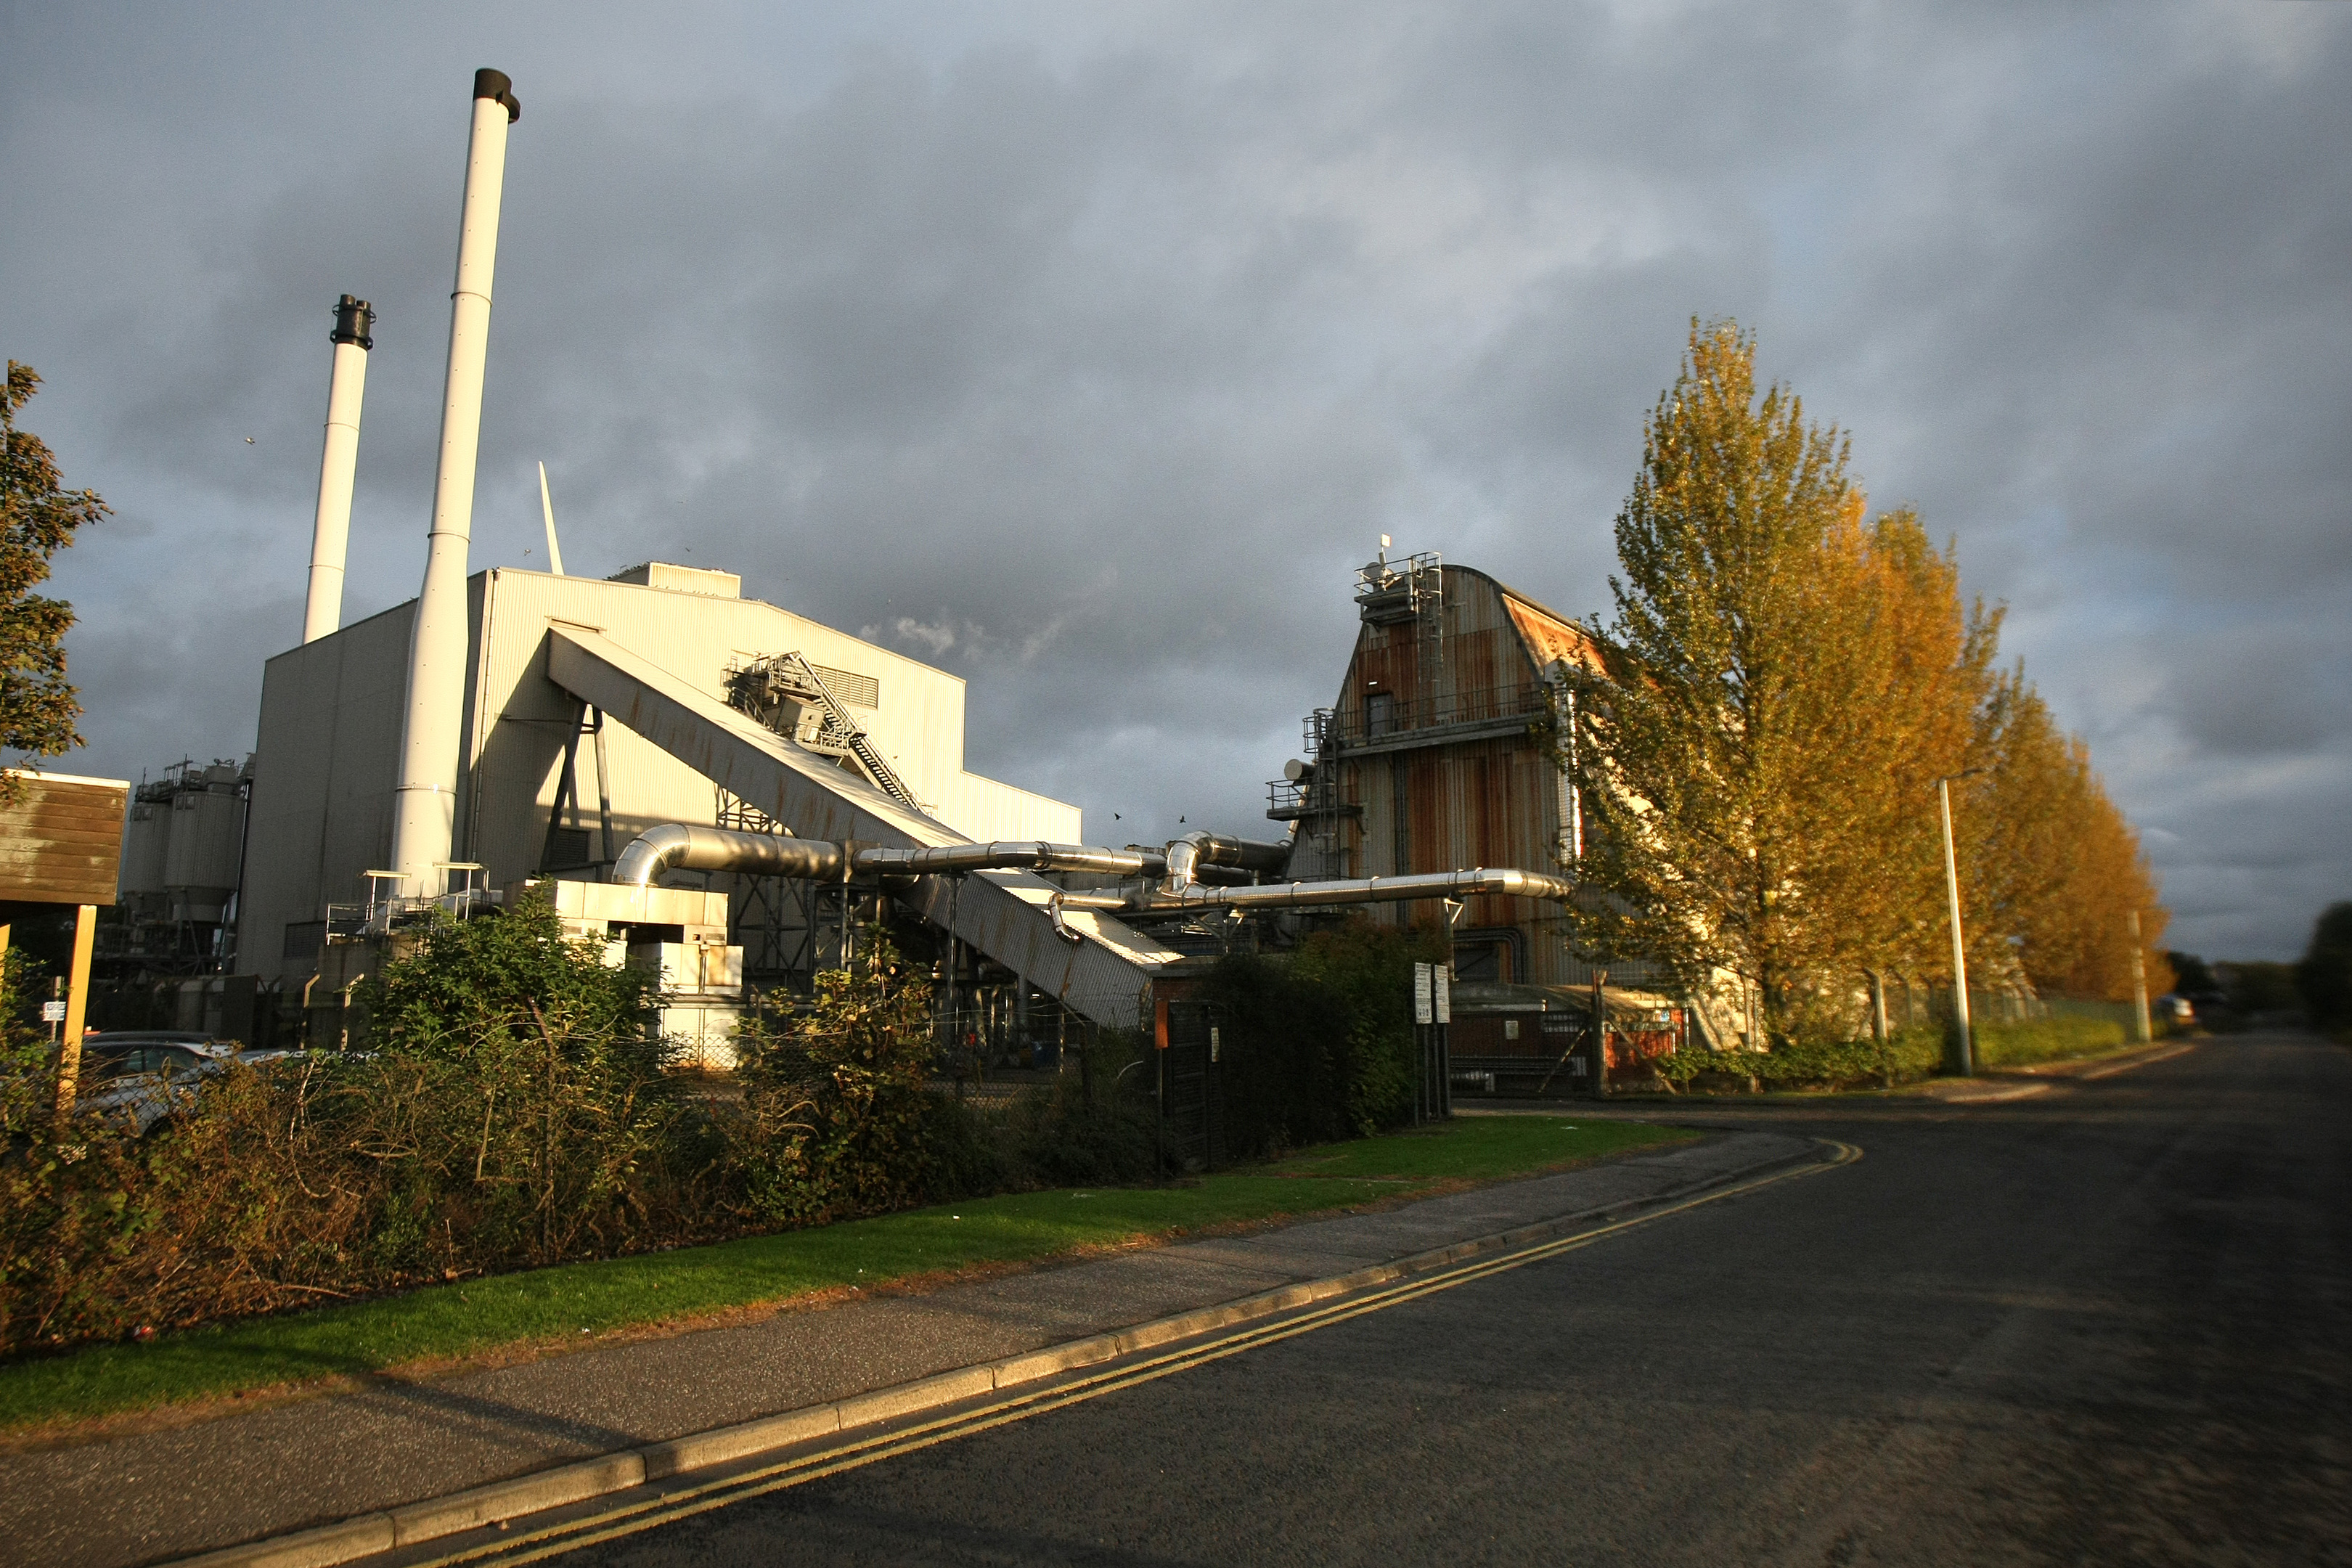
[4,1,2345,960]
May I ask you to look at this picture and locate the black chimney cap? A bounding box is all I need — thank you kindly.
[473,68,520,123]
[331,295,375,351]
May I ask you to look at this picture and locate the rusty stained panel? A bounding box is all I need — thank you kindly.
[1313,566,1599,982]
[0,774,129,906]
[1378,736,1562,939]
[1348,626,1419,721]
[1500,591,1605,675]
[1331,568,1579,737]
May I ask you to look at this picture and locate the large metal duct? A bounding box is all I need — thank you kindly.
[388,68,520,897]
[854,843,1155,879]
[1160,830,1292,895]
[612,831,1153,889]
[1145,866,1576,912]
[610,822,1571,915]
[301,295,374,644]
[547,625,1183,1028]
[613,823,846,889]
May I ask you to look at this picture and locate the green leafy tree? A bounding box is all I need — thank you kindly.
[1,364,108,792]
[2298,902,2352,1036]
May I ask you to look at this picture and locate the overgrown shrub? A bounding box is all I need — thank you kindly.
[996,1031,1159,1187]
[0,906,1453,1358]
[1657,1029,1943,1091]
[1200,920,1447,1156]
[728,939,938,1226]
[913,1035,1161,1197]
[0,891,746,1352]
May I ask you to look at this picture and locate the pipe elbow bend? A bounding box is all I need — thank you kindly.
[612,822,695,889]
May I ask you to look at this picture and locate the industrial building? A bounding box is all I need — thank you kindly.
[237,556,1183,1047]
[1278,549,1608,987]
[111,67,1641,1092]
[242,558,1084,979]
[1273,550,1695,1087]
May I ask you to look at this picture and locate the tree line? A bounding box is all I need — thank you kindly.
[1560,321,2165,1044]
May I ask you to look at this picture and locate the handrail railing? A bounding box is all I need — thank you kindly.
[1306,681,1553,752]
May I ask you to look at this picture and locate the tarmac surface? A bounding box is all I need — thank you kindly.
[0,1114,1803,1567]
[526,1032,2348,1567]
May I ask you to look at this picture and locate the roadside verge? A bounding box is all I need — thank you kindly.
[0,1118,1691,1437]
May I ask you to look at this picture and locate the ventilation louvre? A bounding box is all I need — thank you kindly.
[809,665,878,709]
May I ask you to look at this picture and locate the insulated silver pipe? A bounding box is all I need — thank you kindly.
[612,824,845,889]
[301,295,373,644]
[853,842,1153,878]
[609,831,1146,889]
[388,68,520,897]
[1161,830,1291,895]
[1147,867,1576,912]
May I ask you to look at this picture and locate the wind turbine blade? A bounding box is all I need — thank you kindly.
[538,460,566,576]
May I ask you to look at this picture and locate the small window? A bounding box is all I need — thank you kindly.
[282,920,326,961]
[1453,939,1506,982]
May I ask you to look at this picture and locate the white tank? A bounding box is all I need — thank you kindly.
[163,782,245,923]
[119,797,172,899]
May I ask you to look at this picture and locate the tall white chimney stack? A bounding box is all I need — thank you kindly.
[301,294,374,643]
[388,68,520,898]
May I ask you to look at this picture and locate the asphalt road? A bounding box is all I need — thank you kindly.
[548,1034,2349,1567]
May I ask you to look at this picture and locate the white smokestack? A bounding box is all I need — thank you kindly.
[388,68,520,898]
[301,295,374,644]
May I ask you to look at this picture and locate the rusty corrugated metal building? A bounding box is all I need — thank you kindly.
[1276,552,1629,989]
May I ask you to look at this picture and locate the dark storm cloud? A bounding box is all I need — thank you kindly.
[4,1,2345,956]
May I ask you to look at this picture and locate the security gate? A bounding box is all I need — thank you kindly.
[1160,1001,1226,1172]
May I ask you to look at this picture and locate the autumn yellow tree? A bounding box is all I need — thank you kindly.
[1564,319,2165,1041]
[1561,319,1874,1038]
[1969,674,2168,1000]
[1808,512,2004,989]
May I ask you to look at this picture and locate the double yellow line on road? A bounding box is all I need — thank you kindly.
[412,1140,1862,1567]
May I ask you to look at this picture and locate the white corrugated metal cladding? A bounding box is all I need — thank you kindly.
[239,564,1079,982]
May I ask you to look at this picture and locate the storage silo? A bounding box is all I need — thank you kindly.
[119,787,173,912]
[163,761,248,926]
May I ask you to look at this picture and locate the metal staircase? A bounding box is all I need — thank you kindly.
[725,650,926,814]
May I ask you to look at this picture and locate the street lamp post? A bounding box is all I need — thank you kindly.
[1938,769,1987,1077]
[2128,909,2152,1043]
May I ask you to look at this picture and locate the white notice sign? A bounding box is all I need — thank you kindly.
[40,1000,66,1023]
[1434,968,1450,1024]
[1413,962,1434,1025]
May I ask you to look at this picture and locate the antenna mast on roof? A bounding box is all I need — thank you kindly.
[538,461,565,576]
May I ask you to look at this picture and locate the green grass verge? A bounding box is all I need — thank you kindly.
[0,1116,1691,1433]
[1972,1014,2131,1069]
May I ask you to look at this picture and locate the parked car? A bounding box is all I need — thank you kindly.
[75,1032,238,1136]
[2154,994,2197,1026]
